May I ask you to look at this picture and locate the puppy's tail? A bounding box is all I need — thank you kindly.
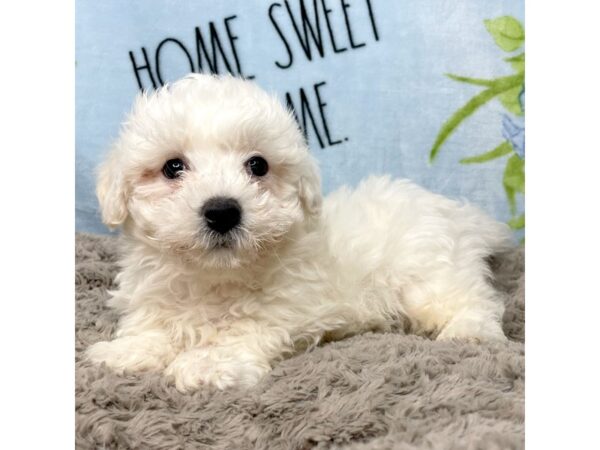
[454,200,518,256]
[479,214,518,256]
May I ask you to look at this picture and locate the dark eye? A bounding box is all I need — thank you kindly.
[246,156,269,177]
[162,158,186,179]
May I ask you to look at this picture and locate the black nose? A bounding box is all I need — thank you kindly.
[202,197,242,234]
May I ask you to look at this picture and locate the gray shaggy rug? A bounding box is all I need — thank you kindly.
[76,233,524,450]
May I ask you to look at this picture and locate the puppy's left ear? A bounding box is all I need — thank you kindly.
[298,154,322,221]
[96,151,129,229]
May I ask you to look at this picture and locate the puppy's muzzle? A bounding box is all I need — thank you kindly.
[202,197,242,235]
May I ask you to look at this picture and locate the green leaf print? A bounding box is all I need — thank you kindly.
[445,74,497,87]
[484,16,525,52]
[429,16,525,231]
[507,214,525,230]
[505,53,525,72]
[429,74,523,162]
[503,154,525,214]
[460,141,513,164]
[498,84,524,116]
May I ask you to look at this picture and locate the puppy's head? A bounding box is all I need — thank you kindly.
[97,74,321,268]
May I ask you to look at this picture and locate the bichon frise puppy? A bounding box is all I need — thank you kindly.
[87,74,514,391]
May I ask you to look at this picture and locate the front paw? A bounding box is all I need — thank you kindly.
[86,336,173,374]
[164,347,271,392]
[436,317,508,343]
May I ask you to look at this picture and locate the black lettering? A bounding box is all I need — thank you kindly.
[223,15,255,79]
[129,47,157,90]
[195,26,213,73]
[365,0,379,41]
[321,0,347,53]
[269,3,294,69]
[195,23,234,74]
[284,0,325,60]
[286,92,301,123]
[154,39,195,86]
[341,0,366,49]
[286,88,325,149]
[209,22,233,73]
[314,81,343,146]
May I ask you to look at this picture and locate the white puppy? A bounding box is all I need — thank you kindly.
[87,74,514,391]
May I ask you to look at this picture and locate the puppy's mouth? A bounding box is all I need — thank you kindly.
[205,231,238,251]
[212,240,233,250]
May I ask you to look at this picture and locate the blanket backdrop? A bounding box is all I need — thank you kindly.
[76,0,525,236]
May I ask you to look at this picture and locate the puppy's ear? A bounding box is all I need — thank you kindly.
[96,152,129,228]
[298,154,323,221]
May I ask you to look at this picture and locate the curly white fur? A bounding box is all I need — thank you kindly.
[87,74,514,391]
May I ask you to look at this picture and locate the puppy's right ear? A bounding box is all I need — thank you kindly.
[298,153,323,222]
[96,152,129,228]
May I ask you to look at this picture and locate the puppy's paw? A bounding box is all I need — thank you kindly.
[86,336,173,374]
[164,346,271,392]
[436,317,508,344]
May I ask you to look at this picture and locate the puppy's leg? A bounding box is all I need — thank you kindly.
[435,288,507,343]
[436,310,506,343]
[86,331,176,374]
[404,273,507,343]
[164,323,291,391]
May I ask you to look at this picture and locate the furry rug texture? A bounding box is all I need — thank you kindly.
[75,233,524,450]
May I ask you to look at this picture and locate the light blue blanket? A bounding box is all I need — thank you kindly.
[76,0,524,236]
